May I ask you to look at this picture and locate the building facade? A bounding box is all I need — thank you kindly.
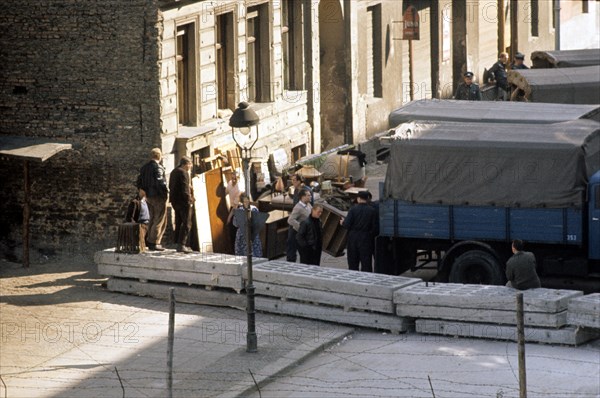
[0,0,591,261]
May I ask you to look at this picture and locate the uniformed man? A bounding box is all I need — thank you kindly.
[488,52,510,100]
[454,71,482,101]
[341,190,377,272]
[510,52,529,70]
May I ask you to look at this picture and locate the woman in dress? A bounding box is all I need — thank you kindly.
[233,192,263,257]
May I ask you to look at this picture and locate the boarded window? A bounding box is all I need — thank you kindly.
[217,12,235,111]
[367,4,383,98]
[247,4,272,103]
[176,23,197,126]
[282,0,305,90]
[291,144,306,163]
[530,0,539,37]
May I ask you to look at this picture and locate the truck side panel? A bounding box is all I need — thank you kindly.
[380,200,583,246]
[454,207,506,240]
[510,208,583,245]
[379,201,450,239]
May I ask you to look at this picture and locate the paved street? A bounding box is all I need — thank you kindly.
[248,330,600,398]
[0,259,352,398]
[2,255,599,398]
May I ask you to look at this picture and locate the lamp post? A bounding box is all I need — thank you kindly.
[230,101,260,353]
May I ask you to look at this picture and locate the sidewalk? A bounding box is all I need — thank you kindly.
[0,259,352,398]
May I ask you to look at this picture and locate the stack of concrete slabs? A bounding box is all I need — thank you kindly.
[96,249,265,308]
[251,260,421,332]
[415,319,599,345]
[394,283,582,327]
[394,283,597,344]
[567,293,600,329]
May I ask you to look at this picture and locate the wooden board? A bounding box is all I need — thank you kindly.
[320,202,347,257]
[204,168,230,254]
[192,175,212,251]
[193,168,231,253]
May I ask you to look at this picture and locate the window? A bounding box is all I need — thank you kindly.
[176,23,197,126]
[583,0,589,14]
[291,144,306,163]
[216,12,235,111]
[247,4,272,102]
[192,146,211,175]
[367,4,383,98]
[282,0,304,90]
[530,0,539,37]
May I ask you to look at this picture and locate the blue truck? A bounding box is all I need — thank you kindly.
[376,119,600,285]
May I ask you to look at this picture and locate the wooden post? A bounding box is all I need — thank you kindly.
[23,160,30,268]
[409,39,415,101]
[510,0,518,59]
[498,0,505,54]
[167,288,175,398]
[516,292,527,398]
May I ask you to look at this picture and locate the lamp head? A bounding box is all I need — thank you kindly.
[229,101,260,129]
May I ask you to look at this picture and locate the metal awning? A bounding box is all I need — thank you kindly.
[0,136,72,162]
[0,136,72,268]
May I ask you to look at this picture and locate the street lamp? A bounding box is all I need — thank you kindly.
[230,101,260,353]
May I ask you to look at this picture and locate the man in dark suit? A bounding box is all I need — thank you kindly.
[169,156,194,253]
[296,204,324,265]
[137,148,168,251]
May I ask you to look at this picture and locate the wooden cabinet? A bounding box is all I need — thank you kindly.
[260,210,290,259]
[320,203,347,257]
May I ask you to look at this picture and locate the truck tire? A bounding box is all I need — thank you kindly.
[449,250,504,285]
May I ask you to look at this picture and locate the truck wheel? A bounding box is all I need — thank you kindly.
[449,250,504,285]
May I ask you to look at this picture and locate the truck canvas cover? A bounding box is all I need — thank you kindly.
[383,119,600,208]
[388,99,599,127]
[531,49,600,68]
[508,65,600,104]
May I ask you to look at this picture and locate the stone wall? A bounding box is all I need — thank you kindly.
[0,0,163,261]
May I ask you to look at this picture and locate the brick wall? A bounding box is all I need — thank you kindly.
[0,0,163,261]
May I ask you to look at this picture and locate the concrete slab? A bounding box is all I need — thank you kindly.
[95,248,266,276]
[568,313,600,329]
[251,260,421,299]
[254,281,395,313]
[257,296,412,333]
[397,304,568,327]
[568,293,600,315]
[393,282,583,312]
[98,263,244,291]
[107,277,247,309]
[416,319,600,346]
